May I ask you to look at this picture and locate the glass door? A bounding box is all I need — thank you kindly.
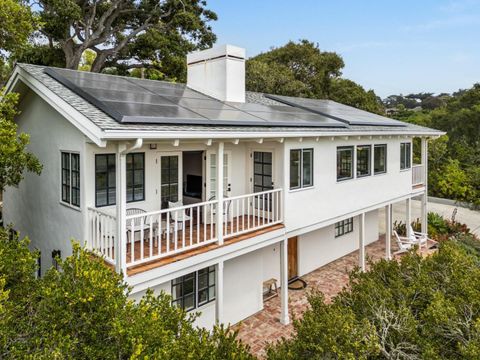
[160,155,180,209]
[253,151,274,212]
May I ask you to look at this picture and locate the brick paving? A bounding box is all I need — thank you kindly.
[233,237,394,358]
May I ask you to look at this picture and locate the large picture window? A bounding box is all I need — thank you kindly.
[127,153,145,202]
[290,148,313,189]
[356,145,371,177]
[61,152,80,207]
[374,144,387,174]
[171,266,216,311]
[95,153,145,207]
[335,218,354,237]
[400,142,411,170]
[95,154,116,207]
[337,146,354,181]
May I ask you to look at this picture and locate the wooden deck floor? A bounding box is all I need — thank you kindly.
[97,215,283,276]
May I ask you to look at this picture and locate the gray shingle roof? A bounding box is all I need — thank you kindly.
[17,63,442,137]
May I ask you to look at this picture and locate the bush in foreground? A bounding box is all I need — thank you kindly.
[267,241,480,359]
[0,228,253,359]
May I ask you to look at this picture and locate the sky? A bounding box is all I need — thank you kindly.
[207,0,480,98]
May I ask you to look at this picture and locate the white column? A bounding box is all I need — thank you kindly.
[385,204,392,260]
[216,141,224,245]
[421,137,429,234]
[116,143,127,275]
[421,137,428,185]
[215,260,224,324]
[280,238,289,324]
[359,213,365,271]
[421,192,428,234]
[406,197,412,238]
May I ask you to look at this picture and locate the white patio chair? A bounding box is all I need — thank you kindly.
[126,208,150,242]
[208,195,232,222]
[168,201,191,230]
[393,230,418,254]
[409,225,432,249]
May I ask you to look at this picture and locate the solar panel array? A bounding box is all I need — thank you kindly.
[45,68,347,128]
[266,94,407,127]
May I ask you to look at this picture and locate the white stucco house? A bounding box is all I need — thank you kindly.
[3,44,443,328]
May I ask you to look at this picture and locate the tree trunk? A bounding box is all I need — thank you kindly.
[90,51,109,73]
[62,40,84,70]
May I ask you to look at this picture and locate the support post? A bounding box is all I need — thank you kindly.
[421,137,429,234]
[406,197,411,238]
[421,192,428,235]
[215,260,224,324]
[116,143,127,275]
[359,213,366,271]
[280,238,289,324]
[385,204,392,260]
[216,141,224,245]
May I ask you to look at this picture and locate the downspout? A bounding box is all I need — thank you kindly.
[121,138,143,155]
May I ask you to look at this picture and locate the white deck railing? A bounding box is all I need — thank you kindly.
[87,207,116,265]
[87,188,284,269]
[412,164,425,186]
[223,188,283,239]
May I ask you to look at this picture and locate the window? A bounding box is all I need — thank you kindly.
[127,153,145,202]
[337,146,354,181]
[356,145,371,177]
[95,154,116,207]
[161,155,179,208]
[335,218,354,237]
[95,153,145,207]
[290,148,313,189]
[61,152,80,207]
[171,266,216,311]
[374,144,387,174]
[400,142,411,170]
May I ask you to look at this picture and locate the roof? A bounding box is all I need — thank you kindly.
[11,63,444,141]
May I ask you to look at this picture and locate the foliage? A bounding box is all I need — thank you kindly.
[0,90,42,192]
[245,40,384,113]
[395,84,480,207]
[28,0,217,77]
[0,228,253,359]
[392,217,421,237]
[427,211,473,241]
[267,241,480,359]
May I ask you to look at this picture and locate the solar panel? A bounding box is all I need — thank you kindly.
[266,94,407,127]
[45,68,347,128]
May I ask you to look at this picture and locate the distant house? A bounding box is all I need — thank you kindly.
[3,44,443,328]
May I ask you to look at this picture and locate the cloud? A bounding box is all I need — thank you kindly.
[401,14,480,32]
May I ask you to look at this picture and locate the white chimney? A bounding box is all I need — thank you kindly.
[187,44,246,103]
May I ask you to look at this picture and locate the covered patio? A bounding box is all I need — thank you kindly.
[233,236,436,358]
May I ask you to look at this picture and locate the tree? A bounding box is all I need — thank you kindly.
[0,90,42,192]
[31,0,217,76]
[0,230,254,359]
[246,40,384,113]
[267,241,480,359]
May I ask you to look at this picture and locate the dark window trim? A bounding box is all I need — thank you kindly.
[335,217,354,237]
[95,153,116,208]
[126,152,145,203]
[171,266,216,311]
[336,146,354,181]
[356,145,372,178]
[374,144,387,175]
[289,148,314,190]
[61,151,80,208]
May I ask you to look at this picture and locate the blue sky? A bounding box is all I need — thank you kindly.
[208,0,480,98]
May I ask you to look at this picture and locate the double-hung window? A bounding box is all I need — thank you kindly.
[374,144,387,174]
[335,218,354,237]
[356,145,371,177]
[61,152,80,207]
[171,266,216,311]
[337,146,354,181]
[290,149,314,189]
[95,153,145,207]
[400,142,411,170]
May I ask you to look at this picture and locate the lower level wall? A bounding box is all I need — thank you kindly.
[298,210,379,276]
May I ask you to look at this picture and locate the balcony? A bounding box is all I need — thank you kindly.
[412,164,425,187]
[87,189,283,274]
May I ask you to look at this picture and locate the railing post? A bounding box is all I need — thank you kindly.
[216,141,224,245]
[116,143,127,275]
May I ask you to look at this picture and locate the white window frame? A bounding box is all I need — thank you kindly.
[289,148,314,190]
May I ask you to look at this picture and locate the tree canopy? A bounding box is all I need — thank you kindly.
[0,228,254,359]
[0,90,42,192]
[20,0,217,81]
[245,40,384,114]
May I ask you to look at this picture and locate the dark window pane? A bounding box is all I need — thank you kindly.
[290,149,301,189]
[337,147,353,180]
[302,149,313,187]
[356,145,371,177]
[96,154,116,207]
[374,145,387,174]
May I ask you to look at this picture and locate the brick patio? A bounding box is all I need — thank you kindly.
[233,237,393,358]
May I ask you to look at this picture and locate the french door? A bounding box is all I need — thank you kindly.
[252,151,274,214]
[159,153,182,209]
[204,150,232,223]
